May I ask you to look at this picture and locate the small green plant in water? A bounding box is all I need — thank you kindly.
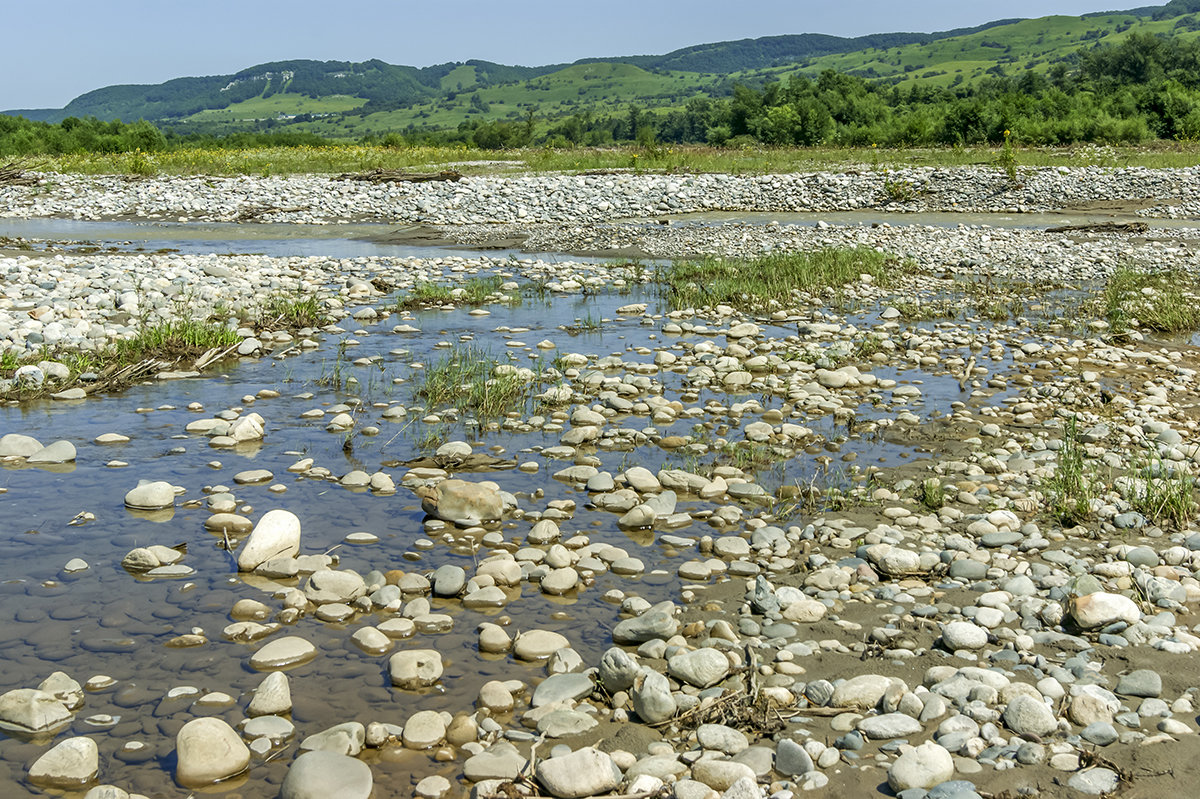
[415,344,535,419]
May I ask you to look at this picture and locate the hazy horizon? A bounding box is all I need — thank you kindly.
[4,0,1126,110]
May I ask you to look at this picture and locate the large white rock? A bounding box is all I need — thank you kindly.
[402,710,446,749]
[248,671,292,717]
[887,741,954,791]
[419,479,504,525]
[123,480,176,510]
[1070,592,1142,629]
[27,440,77,464]
[175,717,250,787]
[0,688,73,733]
[281,751,372,799]
[238,509,302,571]
[28,736,98,788]
[536,747,621,798]
[0,433,42,457]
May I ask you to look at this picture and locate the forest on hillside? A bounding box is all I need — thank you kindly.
[5,33,1200,156]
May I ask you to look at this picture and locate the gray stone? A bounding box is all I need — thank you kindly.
[632,670,676,723]
[1003,695,1057,737]
[248,671,292,717]
[691,759,755,791]
[775,738,813,776]
[27,440,76,464]
[464,743,526,781]
[389,650,444,689]
[238,509,301,571]
[0,688,73,733]
[432,565,467,597]
[613,601,678,644]
[887,741,954,792]
[1067,768,1121,795]
[697,723,749,755]
[250,636,317,670]
[598,647,639,692]
[1116,670,1162,698]
[532,673,594,707]
[300,722,365,756]
[123,480,175,510]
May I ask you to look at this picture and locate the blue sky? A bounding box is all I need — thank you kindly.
[4,0,1120,110]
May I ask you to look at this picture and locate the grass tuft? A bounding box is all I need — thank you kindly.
[1104,265,1200,333]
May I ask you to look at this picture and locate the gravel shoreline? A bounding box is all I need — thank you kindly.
[3,165,1200,226]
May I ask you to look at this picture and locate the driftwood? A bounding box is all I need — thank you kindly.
[1046,221,1149,234]
[235,205,309,222]
[336,168,463,184]
[0,159,40,187]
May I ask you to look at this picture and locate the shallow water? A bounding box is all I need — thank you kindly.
[0,226,1031,796]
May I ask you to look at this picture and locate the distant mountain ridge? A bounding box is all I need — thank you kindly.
[0,17,1045,122]
[6,0,1200,133]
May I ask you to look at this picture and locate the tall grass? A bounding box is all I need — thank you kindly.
[258,293,323,328]
[1103,266,1200,333]
[1046,416,1093,526]
[660,248,907,311]
[114,320,239,362]
[32,142,1200,178]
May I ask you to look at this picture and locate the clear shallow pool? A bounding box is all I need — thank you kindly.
[0,223,1031,797]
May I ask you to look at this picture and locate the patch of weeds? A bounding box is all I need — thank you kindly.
[258,293,323,328]
[881,177,921,203]
[397,281,455,309]
[115,320,239,363]
[661,248,908,311]
[316,339,351,390]
[1122,444,1196,529]
[1046,416,1093,526]
[917,477,945,510]
[398,275,503,309]
[1103,265,1200,334]
[415,344,535,419]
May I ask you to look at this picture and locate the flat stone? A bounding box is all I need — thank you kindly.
[0,688,73,733]
[249,636,317,671]
[857,712,923,739]
[532,673,594,707]
[668,648,730,688]
[888,741,954,792]
[514,630,569,660]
